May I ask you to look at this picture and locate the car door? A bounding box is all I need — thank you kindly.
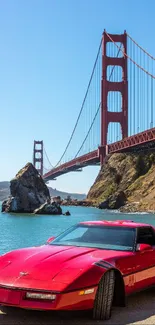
[133,226,155,291]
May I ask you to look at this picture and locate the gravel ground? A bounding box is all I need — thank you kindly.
[1,288,155,325]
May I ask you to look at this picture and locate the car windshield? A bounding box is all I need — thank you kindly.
[49,225,136,251]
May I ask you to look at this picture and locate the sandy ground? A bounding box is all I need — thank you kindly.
[1,288,155,325]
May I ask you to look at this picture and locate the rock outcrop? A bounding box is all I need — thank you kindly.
[87,152,155,212]
[34,201,62,215]
[63,210,71,216]
[2,163,50,213]
[98,191,126,210]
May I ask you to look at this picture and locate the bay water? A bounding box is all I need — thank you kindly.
[1,203,155,255]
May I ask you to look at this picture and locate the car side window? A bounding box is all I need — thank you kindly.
[137,227,155,246]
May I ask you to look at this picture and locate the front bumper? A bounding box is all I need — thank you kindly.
[0,285,97,311]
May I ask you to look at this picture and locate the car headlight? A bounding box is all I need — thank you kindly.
[26,292,56,300]
[79,288,95,295]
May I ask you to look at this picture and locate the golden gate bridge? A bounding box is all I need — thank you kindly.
[32,30,155,181]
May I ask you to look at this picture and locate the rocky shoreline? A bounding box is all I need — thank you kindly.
[61,199,95,207]
[62,151,155,214]
[61,198,155,213]
[2,151,155,215]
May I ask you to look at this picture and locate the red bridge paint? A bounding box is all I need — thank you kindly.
[99,31,128,164]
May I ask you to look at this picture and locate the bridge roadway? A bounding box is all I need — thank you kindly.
[43,127,155,181]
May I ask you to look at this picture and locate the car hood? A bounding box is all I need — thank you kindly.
[0,245,131,291]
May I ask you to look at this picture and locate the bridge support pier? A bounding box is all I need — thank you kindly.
[33,140,43,176]
[98,146,106,165]
[100,30,128,165]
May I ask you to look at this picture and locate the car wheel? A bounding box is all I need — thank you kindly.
[93,269,115,320]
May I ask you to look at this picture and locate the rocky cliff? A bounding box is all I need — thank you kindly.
[2,163,51,213]
[87,152,155,212]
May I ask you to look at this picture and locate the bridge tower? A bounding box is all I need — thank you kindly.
[33,140,43,176]
[99,30,128,164]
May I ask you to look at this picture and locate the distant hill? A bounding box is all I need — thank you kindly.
[0,181,86,201]
[48,187,86,200]
[0,182,10,201]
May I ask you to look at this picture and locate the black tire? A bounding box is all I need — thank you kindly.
[93,269,115,320]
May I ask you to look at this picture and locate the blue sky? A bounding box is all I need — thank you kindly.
[0,0,154,194]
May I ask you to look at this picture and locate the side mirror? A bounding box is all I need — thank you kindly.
[46,236,55,244]
[136,243,152,252]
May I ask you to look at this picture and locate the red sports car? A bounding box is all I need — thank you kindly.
[0,220,155,320]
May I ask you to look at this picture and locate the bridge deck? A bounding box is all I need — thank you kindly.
[43,127,155,181]
[43,150,99,181]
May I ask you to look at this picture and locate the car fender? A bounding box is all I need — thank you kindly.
[63,260,115,291]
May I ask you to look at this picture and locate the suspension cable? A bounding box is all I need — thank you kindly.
[74,103,101,158]
[127,33,155,60]
[105,32,155,79]
[74,44,122,157]
[43,166,51,171]
[43,145,54,168]
[54,38,102,167]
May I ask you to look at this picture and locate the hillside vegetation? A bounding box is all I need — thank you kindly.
[87,152,155,212]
